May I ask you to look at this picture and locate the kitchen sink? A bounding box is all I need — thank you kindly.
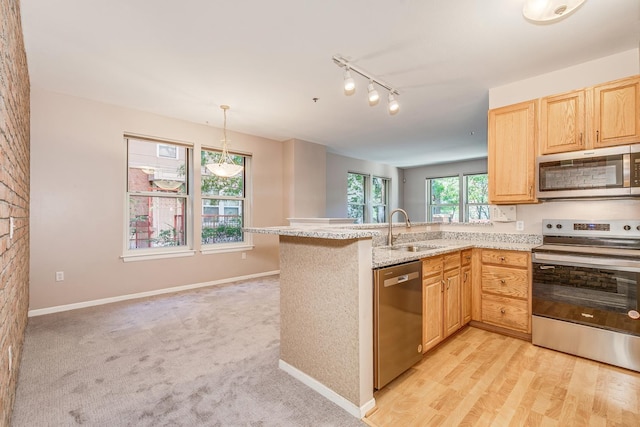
[385,244,445,252]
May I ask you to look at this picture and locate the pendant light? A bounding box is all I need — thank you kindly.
[205,105,244,178]
[523,0,586,23]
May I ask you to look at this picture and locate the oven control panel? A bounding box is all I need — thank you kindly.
[542,219,640,237]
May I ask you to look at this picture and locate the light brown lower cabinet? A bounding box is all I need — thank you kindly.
[422,251,467,353]
[477,249,532,336]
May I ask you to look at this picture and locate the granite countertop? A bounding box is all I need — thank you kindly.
[243,226,381,240]
[372,239,540,268]
[244,225,542,268]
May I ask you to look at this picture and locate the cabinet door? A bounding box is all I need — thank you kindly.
[539,90,585,154]
[488,100,537,204]
[461,265,471,324]
[423,274,444,352]
[443,268,461,338]
[593,76,640,148]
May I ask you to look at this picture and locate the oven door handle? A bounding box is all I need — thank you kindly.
[538,265,555,270]
[533,252,640,272]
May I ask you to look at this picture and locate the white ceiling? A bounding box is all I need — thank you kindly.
[19,0,640,168]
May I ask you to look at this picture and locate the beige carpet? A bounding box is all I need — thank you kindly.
[11,276,366,426]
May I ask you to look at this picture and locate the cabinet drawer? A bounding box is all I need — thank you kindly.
[481,294,529,332]
[444,252,460,270]
[461,249,472,266]
[423,255,444,277]
[482,249,529,268]
[481,265,529,299]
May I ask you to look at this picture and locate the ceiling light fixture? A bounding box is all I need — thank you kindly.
[388,93,400,115]
[205,105,244,178]
[523,0,586,23]
[333,55,400,115]
[344,68,356,95]
[367,81,380,106]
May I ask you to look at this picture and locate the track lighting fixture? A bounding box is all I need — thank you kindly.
[388,93,399,115]
[367,81,380,106]
[333,55,400,115]
[344,68,356,95]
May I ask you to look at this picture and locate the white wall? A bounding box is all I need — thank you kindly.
[326,152,403,220]
[30,89,283,310]
[283,139,327,220]
[489,48,640,234]
[404,158,488,222]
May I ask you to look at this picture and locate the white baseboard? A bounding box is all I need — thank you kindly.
[278,359,375,419]
[28,270,280,317]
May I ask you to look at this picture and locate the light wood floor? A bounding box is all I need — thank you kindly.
[364,326,640,427]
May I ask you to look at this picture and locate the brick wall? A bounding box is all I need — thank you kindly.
[0,0,30,425]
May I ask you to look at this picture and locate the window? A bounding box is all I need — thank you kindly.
[371,176,389,223]
[201,149,249,247]
[347,172,389,224]
[465,174,489,222]
[157,144,178,159]
[127,138,190,250]
[426,173,489,223]
[427,176,460,223]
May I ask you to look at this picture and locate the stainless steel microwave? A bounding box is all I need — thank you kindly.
[536,144,640,199]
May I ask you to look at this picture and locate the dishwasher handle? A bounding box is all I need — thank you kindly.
[383,271,420,287]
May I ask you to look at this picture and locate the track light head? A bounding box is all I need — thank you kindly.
[367,81,380,106]
[344,68,355,95]
[388,93,399,115]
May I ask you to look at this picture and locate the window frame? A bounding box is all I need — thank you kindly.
[347,172,390,224]
[199,147,253,255]
[426,172,489,224]
[123,136,195,262]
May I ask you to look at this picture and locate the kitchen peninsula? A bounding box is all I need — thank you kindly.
[244,223,541,418]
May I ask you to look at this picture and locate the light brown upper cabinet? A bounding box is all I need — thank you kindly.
[539,90,586,154]
[593,75,640,148]
[488,100,537,204]
[539,75,640,154]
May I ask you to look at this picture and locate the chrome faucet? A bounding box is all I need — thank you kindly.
[388,208,411,246]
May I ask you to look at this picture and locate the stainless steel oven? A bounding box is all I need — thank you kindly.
[532,219,640,372]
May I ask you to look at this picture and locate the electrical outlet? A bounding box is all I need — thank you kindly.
[241,252,246,260]
[55,271,64,282]
[516,221,525,231]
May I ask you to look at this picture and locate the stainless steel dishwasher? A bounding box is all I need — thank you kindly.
[374,261,423,389]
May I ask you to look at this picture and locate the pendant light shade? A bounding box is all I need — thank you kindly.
[523,0,586,23]
[205,105,244,178]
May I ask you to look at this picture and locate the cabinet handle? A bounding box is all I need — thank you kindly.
[500,308,506,314]
[529,185,533,197]
[499,256,506,262]
[579,132,583,145]
[464,272,469,281]
[447,277,451,290]
[500,279,506,285]
[596,130,599,142]
[441,280,445,293]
